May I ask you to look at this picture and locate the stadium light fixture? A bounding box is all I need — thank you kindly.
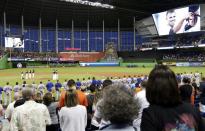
[60,0,115,9]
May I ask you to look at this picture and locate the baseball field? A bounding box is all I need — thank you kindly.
[0,66,205,86]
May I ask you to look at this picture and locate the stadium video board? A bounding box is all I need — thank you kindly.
[5,37,24,48]
[152,5,200,36]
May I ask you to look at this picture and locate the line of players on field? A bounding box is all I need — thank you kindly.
[0,71,202,106]
[21,69,59,80]
[21,69,35,80]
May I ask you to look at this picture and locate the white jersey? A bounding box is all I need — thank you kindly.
[3,85,12,94]
[84,80,92,87]
[62,82,68,90]
[81,80,87,87]
[122,78,127,83]
[25,73,28,79]
[32,84,38,92]
[29,72,32,79]
[38,84,45,92]
[127,78,132,84]
[194,73,200,86]
[13,85,21,92]
[21,73,24,79]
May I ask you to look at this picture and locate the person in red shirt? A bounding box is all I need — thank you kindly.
[59,79,88,108]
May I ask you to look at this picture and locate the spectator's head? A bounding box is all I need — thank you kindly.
[140,80,147,89]
[102,79,112,89]
[16,82,19,85]
[43,92,53,106]
[64,89,78,107]
[179,84,193,103]
[89,84,96,93]
[146,65,181,107]
[14,93,20,101]
[67,79,76,89]
[22,86,35,101]
[40,81,43,84]
[182,77,191,84]
[35,92,43,103]
[100,84,139,124]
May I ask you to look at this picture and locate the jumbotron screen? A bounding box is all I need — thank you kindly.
[152,5,200,36]
[5,37,24,48]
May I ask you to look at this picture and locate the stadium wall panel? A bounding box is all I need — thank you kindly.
[120,62,156,67]
[80,62,119,67]
[0,54,11,69]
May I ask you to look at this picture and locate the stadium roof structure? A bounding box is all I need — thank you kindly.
[0,0,204,28]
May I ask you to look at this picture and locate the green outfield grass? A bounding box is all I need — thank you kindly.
[0,66,205,86]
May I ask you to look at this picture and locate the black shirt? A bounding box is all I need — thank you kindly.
[141,103,205,131]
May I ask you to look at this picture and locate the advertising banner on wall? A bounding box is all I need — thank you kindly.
[162,62,176,66]
[80,62,119,67]
[176,62,205,67]
[59,52,105,62]
[176,62,190,67]
[189,62,204,67]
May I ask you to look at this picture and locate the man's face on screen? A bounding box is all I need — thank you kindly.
[167,12,176,27]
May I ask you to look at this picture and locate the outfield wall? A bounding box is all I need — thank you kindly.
[163,62,205,67]
[0,54,11,69]
[80,62,119,67]
[120,62,156,67]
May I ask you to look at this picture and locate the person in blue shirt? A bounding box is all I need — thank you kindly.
[96,80,102,89]
[46,80,54,92]
[55,80,62,100]
[0,87,3,104]
[92,77,97,86]
[76,78,82,90]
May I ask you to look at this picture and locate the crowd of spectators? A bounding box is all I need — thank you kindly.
[0,65,204,130]
[163,52,205,61]
[10,51,59,61]
[0,48,5,59]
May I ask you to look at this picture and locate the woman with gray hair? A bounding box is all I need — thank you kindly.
[100,84,139,130]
